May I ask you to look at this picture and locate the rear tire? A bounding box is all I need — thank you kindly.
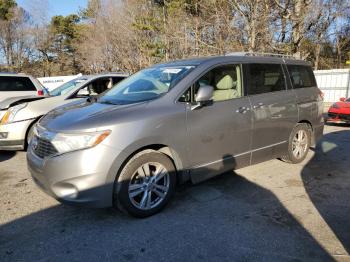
[114,150,176,218]
[281,123,311,164]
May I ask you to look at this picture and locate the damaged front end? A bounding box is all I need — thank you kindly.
[0,96,46,121]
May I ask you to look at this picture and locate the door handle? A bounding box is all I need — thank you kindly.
[253,102,264,109]
[236,106,250,114]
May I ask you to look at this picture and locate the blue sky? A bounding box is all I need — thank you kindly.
[17,0,88,19]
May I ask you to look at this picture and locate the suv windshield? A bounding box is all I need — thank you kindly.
[98,66,195,105]
[49,77,88,96]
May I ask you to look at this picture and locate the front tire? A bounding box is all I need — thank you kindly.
[281,123,311,164]
[114,150,176,218]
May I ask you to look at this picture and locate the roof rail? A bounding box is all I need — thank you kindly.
[225,52,297,60]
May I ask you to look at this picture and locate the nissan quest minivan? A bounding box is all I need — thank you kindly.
[27,53,324,217]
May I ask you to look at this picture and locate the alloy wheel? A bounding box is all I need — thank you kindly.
[128,162,170,210]
[292,130,308,159]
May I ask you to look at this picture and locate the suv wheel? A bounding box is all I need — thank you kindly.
[114,150,176,217]
[281,123,311,164]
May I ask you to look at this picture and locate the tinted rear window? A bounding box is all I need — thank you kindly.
[246,64,286,95]
[287,65,316,88]
[0,76,36,91]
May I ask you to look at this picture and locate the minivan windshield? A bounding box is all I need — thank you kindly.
[98,66,195,105]
[49,77,88,96]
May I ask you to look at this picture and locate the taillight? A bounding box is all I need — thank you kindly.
[37,90,44,96]
[318,88,324,100]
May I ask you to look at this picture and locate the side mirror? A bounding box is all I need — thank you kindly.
[77,88,90,97]
[340,97,346,102]
[192,85,214,110]
[195,85,214,103]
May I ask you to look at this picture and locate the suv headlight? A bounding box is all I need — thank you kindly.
[1,103,28,125]
[49,130,111,154]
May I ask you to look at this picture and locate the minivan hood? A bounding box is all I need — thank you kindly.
[39,100,148,132]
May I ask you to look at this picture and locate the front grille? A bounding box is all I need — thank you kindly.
[328,113,350,120]
[339,114,350,120]
[33,137,58,158]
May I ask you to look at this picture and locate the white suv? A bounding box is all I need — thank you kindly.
[0,73,46,102]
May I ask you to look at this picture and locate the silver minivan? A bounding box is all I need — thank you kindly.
[27,54,324,217]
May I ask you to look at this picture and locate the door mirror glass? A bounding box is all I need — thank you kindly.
[195,85,214,103]
[340,97,346,102]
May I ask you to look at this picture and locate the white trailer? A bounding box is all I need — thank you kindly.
[314,69,350,103]
[38,73,82,91]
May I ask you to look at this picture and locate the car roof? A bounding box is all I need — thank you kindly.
[153,54,310,67]
[82,73,129,79]
[0,72,32,77]
[0,72,129,79]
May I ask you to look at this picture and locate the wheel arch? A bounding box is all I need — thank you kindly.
[108,143,188,188]
[297,120,315,145]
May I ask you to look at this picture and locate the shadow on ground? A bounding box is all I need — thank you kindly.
[0,155,335,261]
[0,151,16,162]
[301,129,350,254]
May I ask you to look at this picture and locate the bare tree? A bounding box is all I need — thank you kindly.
[1,0,350,75]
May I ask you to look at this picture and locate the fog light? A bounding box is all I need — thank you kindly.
[0,132,8,139]
[52,183,78,199]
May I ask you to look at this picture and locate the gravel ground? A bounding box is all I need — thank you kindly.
[0,124,349,262]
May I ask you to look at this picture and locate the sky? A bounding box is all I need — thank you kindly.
[17,0,88,20]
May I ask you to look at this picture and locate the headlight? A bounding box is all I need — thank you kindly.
[49,130,111,154]
[0,103,28,125]
[331,103,340,109]
[0,111,5,121]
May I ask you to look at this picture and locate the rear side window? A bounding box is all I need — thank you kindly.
[0,76,36,91]
[287,65,316,88]
[246,64,286,95]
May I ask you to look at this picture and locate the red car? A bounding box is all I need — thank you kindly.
[327,97,350,124]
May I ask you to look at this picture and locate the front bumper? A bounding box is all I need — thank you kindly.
[327,112,350,123]
[0,140,25,150]
[27,143,121,208]
[0,120,33,150]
